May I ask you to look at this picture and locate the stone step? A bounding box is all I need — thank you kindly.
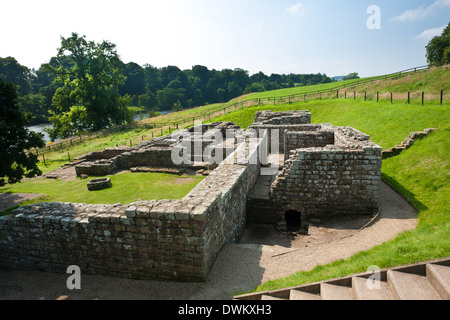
[320,282,354,300]
[260,294,287,301]
[233,258,450,301]
[387,270,442,300]
[427,263,450,300]
[352,275,395,300]
[289,289,321,300]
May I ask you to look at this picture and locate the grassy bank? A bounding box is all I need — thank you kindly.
[211,99,449,149]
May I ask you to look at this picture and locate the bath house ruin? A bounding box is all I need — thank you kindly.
[0,111,382,281]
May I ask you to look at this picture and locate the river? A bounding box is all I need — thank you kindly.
[27,111,173,144]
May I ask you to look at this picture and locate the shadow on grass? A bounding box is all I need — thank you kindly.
[381,172,428,213]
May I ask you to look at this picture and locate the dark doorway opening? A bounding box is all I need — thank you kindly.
[285,210,302,231]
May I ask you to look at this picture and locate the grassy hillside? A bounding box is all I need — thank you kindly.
[235,65,449,102]
[211,99,449,149]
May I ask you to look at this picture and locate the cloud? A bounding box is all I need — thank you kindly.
[391,0,450,22]
[415,25,446,40]
[286,2,303,14]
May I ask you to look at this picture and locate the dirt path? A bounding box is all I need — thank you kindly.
[0,193,44,213]
[0,181,417,300]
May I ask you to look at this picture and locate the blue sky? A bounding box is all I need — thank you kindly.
[1,0,449,77]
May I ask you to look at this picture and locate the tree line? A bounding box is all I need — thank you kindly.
[0,33,335,140]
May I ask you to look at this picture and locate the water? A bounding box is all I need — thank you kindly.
[27,110,173,144]
[27,124,52,143]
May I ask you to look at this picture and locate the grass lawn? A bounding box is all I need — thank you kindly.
[210,98,450,294]
[0,172,205,215]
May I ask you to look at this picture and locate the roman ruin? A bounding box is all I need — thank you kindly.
[0,111,382,281]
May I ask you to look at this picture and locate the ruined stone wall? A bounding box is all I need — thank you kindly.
[249,124,321,153]
[0,137,262,282]
[284,130,335,160]
[270,144,382,221]
[253,110,312,125]
[80,147,132,161]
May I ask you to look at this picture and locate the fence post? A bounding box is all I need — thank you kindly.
[354,91,356,100]
[408,92,410,104]
[422,91,424,106]
[391,92,393,104]
[364,91,367,101]
[377,92,379,103]
[441,90,444,105]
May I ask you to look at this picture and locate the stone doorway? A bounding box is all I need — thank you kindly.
[285,210,302,232]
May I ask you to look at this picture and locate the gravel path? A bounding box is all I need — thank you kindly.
[0,181,417,300]
[0,193,44,213]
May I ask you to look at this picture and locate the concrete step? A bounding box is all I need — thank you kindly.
[260,294,287,301]
[352,275,394,300]
[321,281,354,300]
[289,289,321,300]
[388,270,442,300]
[427,263,450,300]
[233,257,450,301]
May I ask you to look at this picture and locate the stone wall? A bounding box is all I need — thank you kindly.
[253,110,312,125]
[0,136,262,282]
[284,130,335,160]
[270,130,382,221]
[75,123,242,177]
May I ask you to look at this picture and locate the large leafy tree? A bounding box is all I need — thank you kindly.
[426,22,450,66]
[0,77,45,186]
[0,57,32,96]
[44,33,129,138]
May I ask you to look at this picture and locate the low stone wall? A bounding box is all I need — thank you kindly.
[253,110,312,125]
[79,147,132,161]
[0,136,262,282]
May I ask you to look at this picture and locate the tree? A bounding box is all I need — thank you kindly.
[0,77,45,186]
[43,33,128,136]
[0,57,32,96]
[45,106,90,141]
[119,62,145,97]
[343,72,360,80]
[426,22,450,66]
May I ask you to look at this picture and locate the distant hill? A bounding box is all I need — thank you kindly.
[332,76,345,81]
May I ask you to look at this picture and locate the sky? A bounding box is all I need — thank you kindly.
[0,0,449,78]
